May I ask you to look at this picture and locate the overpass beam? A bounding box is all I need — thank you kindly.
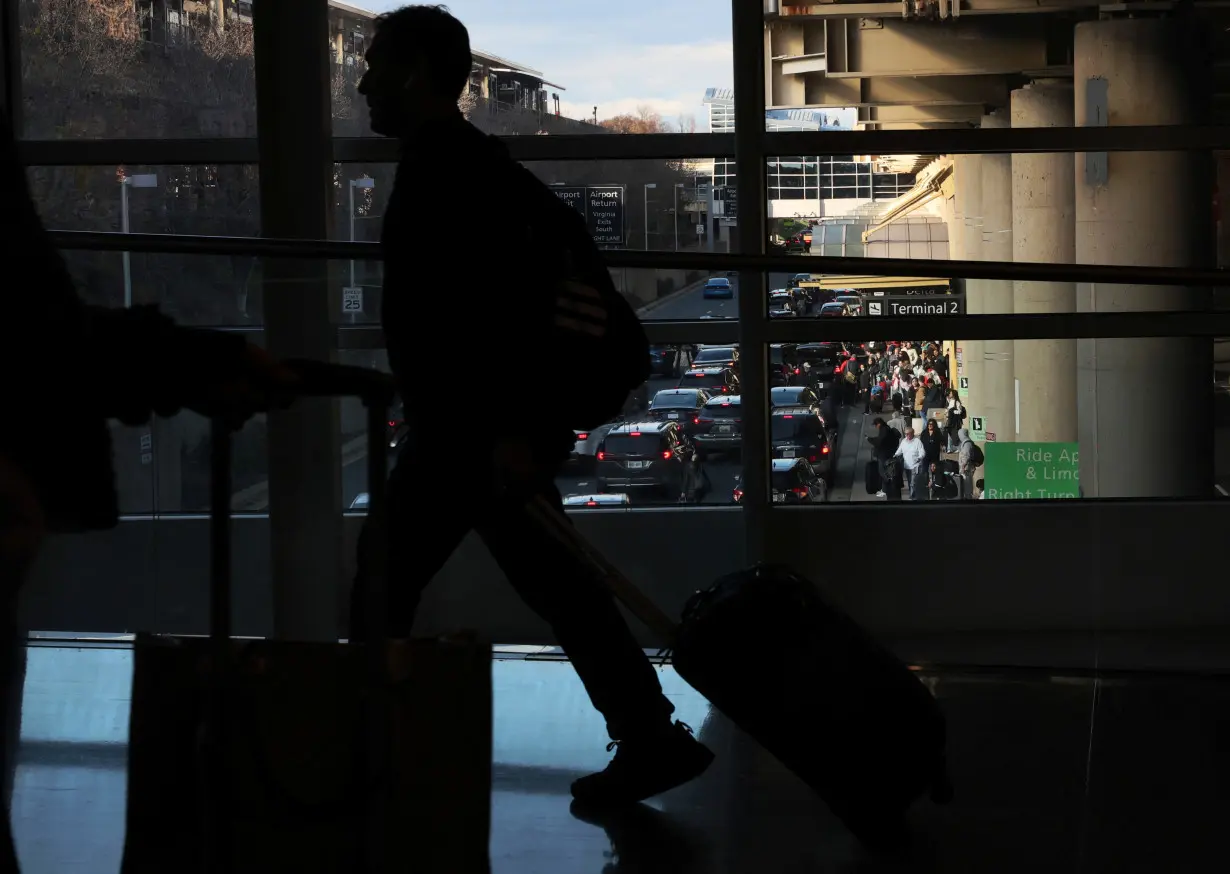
[1074,18,1214,497]
[977,110,1016,443]
[1012,79,1077,444]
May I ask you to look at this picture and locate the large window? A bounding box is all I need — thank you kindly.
[329,0,733,138]
[10,0,1230,654]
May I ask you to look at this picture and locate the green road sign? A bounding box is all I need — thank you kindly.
[984,442,1079,499]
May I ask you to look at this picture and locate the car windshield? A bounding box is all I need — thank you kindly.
[772,388,803,404]
[682,372,727,390]
[771,415,815,440]
[650,393,695,410]
[704,401,741,418]
[693,348,735,365]
[799,348,842,366]
[706,279,729,287]
[602,433,662,455]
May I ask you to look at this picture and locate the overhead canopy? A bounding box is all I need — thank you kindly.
[861,157,954,243]
[799,276,950,291]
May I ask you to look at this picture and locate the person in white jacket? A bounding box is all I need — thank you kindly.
[893,427,928,500]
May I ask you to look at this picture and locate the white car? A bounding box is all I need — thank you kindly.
[349,493,369,510]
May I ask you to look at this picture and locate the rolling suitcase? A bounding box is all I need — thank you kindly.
[123,365,492,874]
[526,498,950,851]
[865,459,882,494]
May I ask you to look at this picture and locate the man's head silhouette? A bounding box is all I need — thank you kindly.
[358,4,471,138]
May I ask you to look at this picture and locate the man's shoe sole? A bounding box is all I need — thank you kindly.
[570,745,716,807]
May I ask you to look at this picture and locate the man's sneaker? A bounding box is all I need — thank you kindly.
[570,721,715,806]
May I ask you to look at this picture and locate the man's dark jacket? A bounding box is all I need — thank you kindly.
[380,114,622,442]
[1,116,247,531]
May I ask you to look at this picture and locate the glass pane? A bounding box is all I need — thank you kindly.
[18,0,256,138]
[761,329,1228,503]
[27,164,260,235]
[340,335,744,510]
[93,326,267,517]
[331,2,732,137]
[58,247,262,326]
[333,159,738,260]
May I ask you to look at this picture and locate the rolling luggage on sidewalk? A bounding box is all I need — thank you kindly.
[526,498,950,851]
[121,365,493,874]
[865,459,882,494]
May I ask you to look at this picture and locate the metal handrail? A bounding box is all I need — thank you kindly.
[16,124,1230,167]
[49,229,1230,288]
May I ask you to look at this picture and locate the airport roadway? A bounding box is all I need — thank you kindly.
[339,272,862,509]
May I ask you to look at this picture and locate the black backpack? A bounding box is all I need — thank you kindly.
[500,145,650,429]
[967,442,985,467]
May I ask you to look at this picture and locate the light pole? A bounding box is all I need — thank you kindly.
[643,182,656,250]
[119,173,158,308]
[673,182,685,251]
[348,176,376,287]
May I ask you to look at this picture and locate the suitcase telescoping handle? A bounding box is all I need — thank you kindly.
[524,495,680,645]
[208,361,397,645]
[206,364,396,874]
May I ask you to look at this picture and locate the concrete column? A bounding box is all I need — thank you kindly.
[975,111,1015,442]
[1012,80,1077,443]
[953,153,983,424]
[1075,18,1214,498]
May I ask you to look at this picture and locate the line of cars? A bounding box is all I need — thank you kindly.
[568,340,864,506]
[769,274,864,319]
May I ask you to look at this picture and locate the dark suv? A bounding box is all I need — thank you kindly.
[796,343,847,397]
[690,345,740,371]
[770,406,833,478]
[693,395,743,457]
[645,388,710,433]
[770,384,821,409]
[595,421,692,498]
[769,458,828,503]
[678,366,740,396]
[769,343,799,387]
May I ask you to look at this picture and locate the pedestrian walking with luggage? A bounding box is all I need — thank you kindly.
[893,428,928,501]
[355,4,714,806]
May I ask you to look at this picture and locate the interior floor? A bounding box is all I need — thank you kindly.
[10,640,1230,873]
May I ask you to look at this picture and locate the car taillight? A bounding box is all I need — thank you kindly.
[586,501,598,506]
[576,432,589,440]
[821,444,830,454]
[782,414,793,419]
[794,368,800,374]
[792,487,810,499]
[387,421,396,428]
[692,416,699,424]
[720,402,730,407]
[630,432,642,437]
[733,488,743,502]
[698,417,713,424]
[596,451,605,461]
[808,455,818,462]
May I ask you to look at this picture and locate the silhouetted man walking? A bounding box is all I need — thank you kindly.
[351,4,714,806]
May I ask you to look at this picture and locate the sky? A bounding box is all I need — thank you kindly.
[363,0,734,129]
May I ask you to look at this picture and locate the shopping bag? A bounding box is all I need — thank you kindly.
[120,368,493,874]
